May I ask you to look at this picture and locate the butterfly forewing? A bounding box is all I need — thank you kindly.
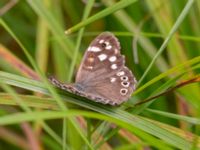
[75,32,122,83]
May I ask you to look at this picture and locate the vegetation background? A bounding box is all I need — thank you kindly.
[0,0,200,149]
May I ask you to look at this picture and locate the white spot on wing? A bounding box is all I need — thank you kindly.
[98,54,107,61]
[88,46,101,52]
[111,64,117,70]
[99,39,104,44]
[117,71,125,76]
[114,49,118,54]
[105,41,109,45]
[106,45,112,50]
[110,77,116,83]
[109,56,117,62]
[86,66,93,70]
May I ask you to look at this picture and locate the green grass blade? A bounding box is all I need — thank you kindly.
[65,0,138,34]
[146,108,200,125]
[0,71,197,149]
[138,0,195,86]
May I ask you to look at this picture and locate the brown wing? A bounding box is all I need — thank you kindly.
[75,32,122,84]
[74,32,137,105]
[83,67,137,105]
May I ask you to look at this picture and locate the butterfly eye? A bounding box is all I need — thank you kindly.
[121,76,128,81]
[121,81,130,87]
[120,88,128,95]
[100,41,110,48]
[101,42,107,48]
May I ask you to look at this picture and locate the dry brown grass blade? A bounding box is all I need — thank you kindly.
[119,128,147,149]
[0,44,42,149]
[0,44,40,80]
[0,0,18,16]
[0,127,29,149]
[134,76,200,106]
[143,117,200,148]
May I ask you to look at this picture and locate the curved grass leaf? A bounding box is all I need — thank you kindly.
[0,71,197,149]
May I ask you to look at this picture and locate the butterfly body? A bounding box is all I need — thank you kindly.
[49,32,137,105]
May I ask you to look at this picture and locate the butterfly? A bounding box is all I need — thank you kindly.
[49,32,137,105]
